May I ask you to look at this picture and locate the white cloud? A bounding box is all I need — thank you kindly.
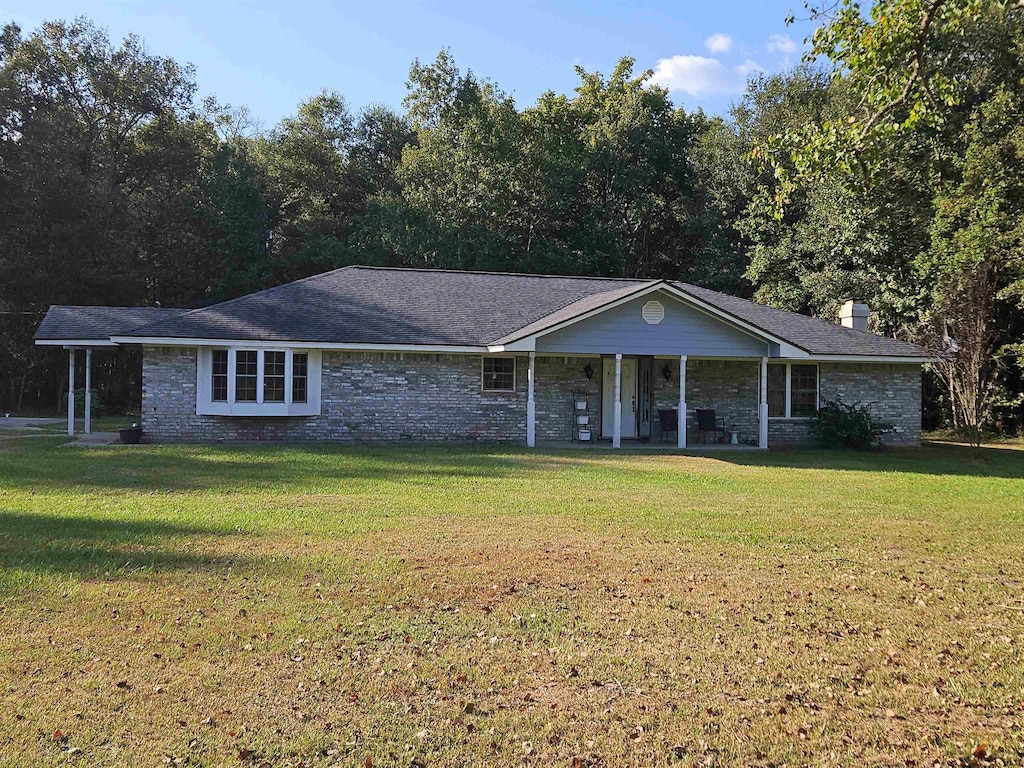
[735,59,765,79]
[704,33,733,54]
[651,55,763,97]
[767,33,797,54]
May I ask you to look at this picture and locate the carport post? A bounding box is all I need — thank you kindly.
[84,347,92,434]
[67,347,75,437]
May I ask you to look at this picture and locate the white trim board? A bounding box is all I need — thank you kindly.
[112,337,488,353]
[35,339,118,347]
[777,354,931,364]
[46,335,928,365]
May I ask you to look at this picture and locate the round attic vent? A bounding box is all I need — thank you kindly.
[642,300,665,325]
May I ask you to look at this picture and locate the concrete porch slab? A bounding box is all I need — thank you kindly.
[63,432,120,447]
[536,440,760,452]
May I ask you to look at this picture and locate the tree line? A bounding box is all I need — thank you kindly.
[1,3,1022,435]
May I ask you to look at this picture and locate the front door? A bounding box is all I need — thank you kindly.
[601,357,638,438]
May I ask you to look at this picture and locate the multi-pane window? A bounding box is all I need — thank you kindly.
[292,353,308,403]
[790,364,819,417]
[201,349,318,415]
[767,364,787,418]
[766,363,819,418]
[235,350,258,402]
[482,357,515,392]
[264,351,286,402]
[211,350,228,402]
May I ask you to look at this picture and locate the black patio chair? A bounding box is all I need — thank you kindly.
[695,409,726,444]
[657,408,678,444]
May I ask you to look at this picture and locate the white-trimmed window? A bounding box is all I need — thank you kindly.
[292,353,308,403]
[197,348,322,416]
[767,363,819,418]
[481,356,515,393]
[211,350,228,402]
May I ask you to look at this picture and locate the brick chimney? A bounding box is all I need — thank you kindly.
[840,300,870,332]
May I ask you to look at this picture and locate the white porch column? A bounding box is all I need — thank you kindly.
[678,355,687,449]
[67,347,75,437]
[84,347,92,434]
[612,353,622,448]
[759,356,769,449]
[526,352,536,448]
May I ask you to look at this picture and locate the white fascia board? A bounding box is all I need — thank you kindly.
[35,339,118,347]
[110,336,488,353]
[491,337,536,352]
[787,354,931,364]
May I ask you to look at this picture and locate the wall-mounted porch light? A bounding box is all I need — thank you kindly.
[661,363,673,381]
[583,363,594,380]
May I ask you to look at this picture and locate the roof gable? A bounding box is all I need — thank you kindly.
[534,289,771,357]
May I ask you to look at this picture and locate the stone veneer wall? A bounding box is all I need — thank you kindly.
[142,348,921,445]
[768,362,922,445]
[142,347,599,443]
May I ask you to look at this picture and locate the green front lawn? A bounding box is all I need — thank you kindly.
[0,438,1021,767]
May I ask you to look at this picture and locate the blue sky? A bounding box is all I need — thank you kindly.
[1,0,816,129]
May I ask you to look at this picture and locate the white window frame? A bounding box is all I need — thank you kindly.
[767,362,819,420]
[197,347,322,416]
[481,356,516,393]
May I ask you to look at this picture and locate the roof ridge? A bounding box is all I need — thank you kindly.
[350,265,650,282]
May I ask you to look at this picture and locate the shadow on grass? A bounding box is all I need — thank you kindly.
[0,438,1021,497]
[0,509,246,579]
[0,439,557,493]
[699,440,1024,479]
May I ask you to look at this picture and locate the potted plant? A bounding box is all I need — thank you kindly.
[119,423,143,444]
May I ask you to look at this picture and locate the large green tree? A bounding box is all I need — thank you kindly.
[749,0,1024,434]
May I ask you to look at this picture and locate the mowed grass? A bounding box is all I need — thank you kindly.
[0,438,1021,767]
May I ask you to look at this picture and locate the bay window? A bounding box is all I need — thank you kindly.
[196,348,321,416]
[767,363,819,419]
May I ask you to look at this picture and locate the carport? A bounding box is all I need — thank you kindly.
[33,306,187,436]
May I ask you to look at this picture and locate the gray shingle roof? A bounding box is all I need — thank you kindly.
[123,266,651,346]
[34,306,189,341]
[671,282,926,357]
[37,266,928,358]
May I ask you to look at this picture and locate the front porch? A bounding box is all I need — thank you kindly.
[524,353,772,450]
